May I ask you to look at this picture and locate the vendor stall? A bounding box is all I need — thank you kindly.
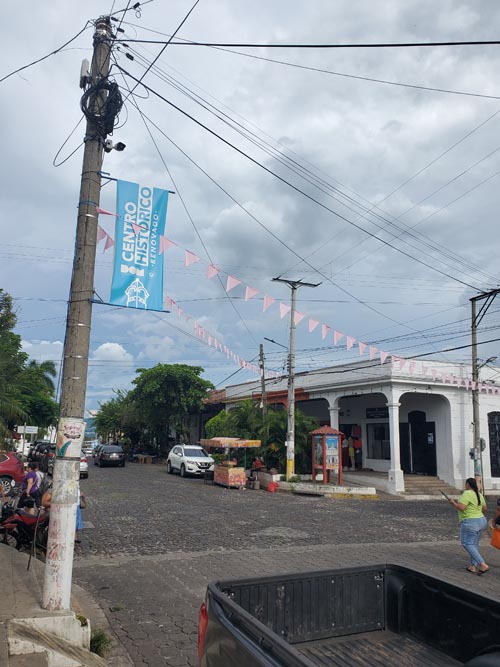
[200,438,261,488]
[311,426,344,485]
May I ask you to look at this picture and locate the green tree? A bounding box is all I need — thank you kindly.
[0,291,28,444]
[131,364,213,449]
[260,408,318,474]
[27,359,57,394]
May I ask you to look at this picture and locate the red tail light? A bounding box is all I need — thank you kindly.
[198,601,208,661]
[80,457,88,463]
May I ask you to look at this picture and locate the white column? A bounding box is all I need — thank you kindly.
[387,399,405,493]
[329,406,340,430]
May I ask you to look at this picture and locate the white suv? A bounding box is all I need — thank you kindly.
[167,444,215,478]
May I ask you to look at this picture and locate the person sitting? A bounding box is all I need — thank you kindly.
[18,462,40,509]
[18,497,37,517]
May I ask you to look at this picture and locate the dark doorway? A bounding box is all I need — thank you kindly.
[399,410,437,475]
[488,412,500,478]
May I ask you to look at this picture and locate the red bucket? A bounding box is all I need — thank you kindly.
[267,482,279,493]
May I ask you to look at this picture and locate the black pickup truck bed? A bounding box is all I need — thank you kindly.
[297,631,461,666]
[200,564,500,667]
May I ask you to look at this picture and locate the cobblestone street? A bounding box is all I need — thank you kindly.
[73,464,500,666]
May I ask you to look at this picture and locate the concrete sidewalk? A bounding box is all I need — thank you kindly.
[0,543,133,666]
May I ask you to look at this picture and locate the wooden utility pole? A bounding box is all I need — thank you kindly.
[259,343,267,416]
[43,16,114,611]
[272,277,320,480]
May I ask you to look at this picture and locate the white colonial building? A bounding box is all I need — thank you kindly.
[204,359,500,495]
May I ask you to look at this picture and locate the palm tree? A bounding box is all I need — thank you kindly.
[28,360,57,395]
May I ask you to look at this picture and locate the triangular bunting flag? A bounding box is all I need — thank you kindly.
[308,318,319,333]
[369,346,377,361]
[206,264,220,279]
[358,342,367,356]
[226,275,241,292]
[185,250,201,267]
[96,206,119,217]
[131,222,143,237]
[293,311,305,326]
[279,303,291,319]
[97,225,107,243]
[208,336,213,346]
[346,336,356,350]
[263,295,275,312]
[103,234,115,252]
[333,330,343,345]
[159,236,176,254]
[245,286,259,301]
[321,324,331,340]
[380,351,388,364]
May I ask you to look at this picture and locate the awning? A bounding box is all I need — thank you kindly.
[200,437,261,449]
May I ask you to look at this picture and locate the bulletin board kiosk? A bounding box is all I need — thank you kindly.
[311,425,343,485]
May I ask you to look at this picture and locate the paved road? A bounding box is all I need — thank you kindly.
[73,463,500,666]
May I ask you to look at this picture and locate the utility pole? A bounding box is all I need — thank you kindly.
[272,278,320,480]
[470,287,500,493]
[43,16,114,611]
[259,343,267,416]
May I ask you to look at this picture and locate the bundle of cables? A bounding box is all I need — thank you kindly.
[80,77,123,137]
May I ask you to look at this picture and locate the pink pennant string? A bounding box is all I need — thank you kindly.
[369,346,377,361]
[185,250,201,267]
[97,225,107,243]
[358,342,367,356]
[308,318,319,333]
[346,336,356,350]
[226,275,241,292]
[321,324,331,340]
[280,303,291,319]
[380,351,388,365]
[208,335,213,346]
[103,234,115,252]
[293,311,305,326]
[245,286,259,301]
[159,236,177,254]
[96,206,119,217]
[263,295,275,312]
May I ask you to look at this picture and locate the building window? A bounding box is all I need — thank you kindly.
[367,423,390,460]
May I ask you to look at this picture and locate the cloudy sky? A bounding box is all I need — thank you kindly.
[3,0,500,409]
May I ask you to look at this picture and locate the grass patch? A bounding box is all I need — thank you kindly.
[90,628,111,657]
[109,603,126,612]
[75,613,88,627]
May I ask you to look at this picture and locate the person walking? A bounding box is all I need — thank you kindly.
[448,477,489,575]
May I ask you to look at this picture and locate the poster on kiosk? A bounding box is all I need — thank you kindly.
[312,426,343,485]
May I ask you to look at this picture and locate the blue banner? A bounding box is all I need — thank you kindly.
[110,180,169,310]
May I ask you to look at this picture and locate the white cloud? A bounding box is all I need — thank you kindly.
[91,343,133,362]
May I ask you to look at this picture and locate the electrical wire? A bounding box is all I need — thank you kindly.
[116,65,482,294]
[115,38,500,49]
[52,115,85,167]
[121,36,500,286]
[126,45,499,287]
[0,22,92,83]
[114,56,259,347]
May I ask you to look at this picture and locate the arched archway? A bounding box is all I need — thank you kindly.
[400,409,436,475]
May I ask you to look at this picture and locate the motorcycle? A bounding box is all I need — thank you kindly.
[0,492,49,554]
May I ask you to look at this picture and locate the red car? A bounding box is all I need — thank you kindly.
[0,452,25,495]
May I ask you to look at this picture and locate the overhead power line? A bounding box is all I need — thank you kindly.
[116,38,500,49]
[0,22,91,83]
[116,65,482,292]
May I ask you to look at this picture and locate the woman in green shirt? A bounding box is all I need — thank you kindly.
[448,477,488,574]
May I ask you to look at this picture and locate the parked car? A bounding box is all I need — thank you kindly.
[48,452,89,479]
[0,452,25,495]
[93,444,104,459]
[94,444,125,467]
[199,564,500,667]
[82,445,94,458]
[167,444,214,477]
[29,440,50,464]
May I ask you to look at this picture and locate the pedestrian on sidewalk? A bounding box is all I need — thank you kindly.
[448,477,489,575]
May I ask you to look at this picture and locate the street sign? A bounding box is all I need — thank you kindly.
[16,425,38,434]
